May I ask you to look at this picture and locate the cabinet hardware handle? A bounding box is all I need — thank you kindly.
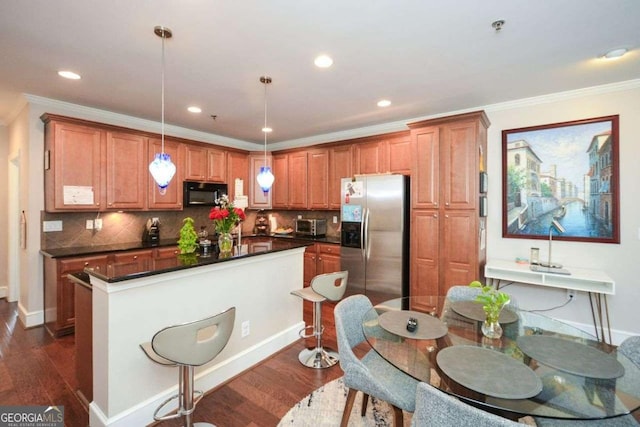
[84,262,89,266]
[445,202,450,206]
[433,214,438,218]
[133,256,138,260]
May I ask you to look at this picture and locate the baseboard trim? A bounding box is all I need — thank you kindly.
[561,319,632,346]
[89,321,304,427]
[17,302,44,328]
[0,286,6,299]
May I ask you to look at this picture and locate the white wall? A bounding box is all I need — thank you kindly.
[484,82,640,341]
[0,124,8,297]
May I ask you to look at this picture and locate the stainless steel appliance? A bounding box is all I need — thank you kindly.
[295,218,327,237]
[340,174,409,305]
[142,218,160,246]
[183,181,228,206]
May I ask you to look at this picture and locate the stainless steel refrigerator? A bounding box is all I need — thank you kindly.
[340,174,410,306]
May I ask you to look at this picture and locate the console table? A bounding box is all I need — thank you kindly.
[484,259,615,344]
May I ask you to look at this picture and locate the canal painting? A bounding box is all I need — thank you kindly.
[502,116,619,244]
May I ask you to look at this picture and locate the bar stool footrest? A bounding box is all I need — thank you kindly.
[153,390,204,421]
[298,347,339,369]
[298,324,324,339]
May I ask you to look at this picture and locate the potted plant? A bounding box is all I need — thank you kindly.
[469,280,511,339]
[177,217,199,255]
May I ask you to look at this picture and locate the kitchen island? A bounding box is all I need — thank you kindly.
[83,237,308,427]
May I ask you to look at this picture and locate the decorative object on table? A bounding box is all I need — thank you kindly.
[469,280,511,339]
[378,310,448,340]
[449,300,518,324]
[502,115,619,244]
[148,26,176,195]
[538,218,566,269]
[254,210,269,235]
[209,194,246,255]
[177,217,198,254]
[256,76,275,195]
[436,345,543,400]
[142,217,161,246]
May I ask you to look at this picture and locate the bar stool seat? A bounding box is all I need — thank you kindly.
[291,270,348,369]
[141,307,235,427]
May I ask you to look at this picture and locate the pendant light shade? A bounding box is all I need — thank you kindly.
[149,25,176,195]
[257,76,274,195]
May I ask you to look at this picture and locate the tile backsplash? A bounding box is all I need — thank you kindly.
[41,208,340,249]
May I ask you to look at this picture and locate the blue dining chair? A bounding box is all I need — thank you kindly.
[334,294,418,427]
[411,382,521,426]
[534,336,640,426]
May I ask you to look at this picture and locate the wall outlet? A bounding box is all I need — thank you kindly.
[567,289,576,300]
[94,218,103,231]
[297,215,302,219]
[86,220,94,230]
[43,220,63,232]
[333,215,338,224]
[241,320,250,337]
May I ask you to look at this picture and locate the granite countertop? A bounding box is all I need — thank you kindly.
[84,237,311,283]
[41,234,340,258]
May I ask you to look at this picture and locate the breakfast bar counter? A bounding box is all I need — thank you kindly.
[84,237,307,427]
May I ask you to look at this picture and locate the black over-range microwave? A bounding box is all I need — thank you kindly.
[183,181,228,206]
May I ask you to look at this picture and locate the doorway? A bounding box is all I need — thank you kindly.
[8,152,20,302]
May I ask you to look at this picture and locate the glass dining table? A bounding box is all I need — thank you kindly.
[362,296,640,421]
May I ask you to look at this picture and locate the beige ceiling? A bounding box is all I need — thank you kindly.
[0,1,638,145]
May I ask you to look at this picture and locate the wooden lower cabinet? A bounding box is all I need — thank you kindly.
[44,255,108,337]
[74,279,93,405]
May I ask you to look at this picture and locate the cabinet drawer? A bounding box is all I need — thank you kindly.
[154,246,180,259]
[112,249,153,263]
[59,255,109,274]
[317,243,340,255]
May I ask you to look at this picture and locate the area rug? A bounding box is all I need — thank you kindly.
[278,377,412,426]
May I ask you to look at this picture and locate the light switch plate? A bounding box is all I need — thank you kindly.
[86,220,94,230]
[43,220,63,232]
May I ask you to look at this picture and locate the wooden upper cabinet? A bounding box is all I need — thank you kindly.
[442,121,477,210]
[44,118,104,211]
[411,126,440,209]
[227,151,249,202]
[388,136,412,175]
[105,131,147,210]
[207,148,226,182]
[272,154,289,208]
[308,149,329,209]
[329,145,353,209]
[354,140,387,174]
[148,137,183,210]
[184,145,207,181]
[288,151,308,209]
[249,154,272,209]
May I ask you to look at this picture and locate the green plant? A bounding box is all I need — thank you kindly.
[469,280,511,323]
[177,217,199,254]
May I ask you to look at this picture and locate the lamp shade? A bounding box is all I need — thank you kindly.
[256,166,274,193]
[149,152,176,195]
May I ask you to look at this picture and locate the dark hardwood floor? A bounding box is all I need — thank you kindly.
[0,298,345,427]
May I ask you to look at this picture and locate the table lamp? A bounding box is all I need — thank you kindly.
[539,219,566,268]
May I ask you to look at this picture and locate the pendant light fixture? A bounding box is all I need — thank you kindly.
[148,25,176,195]
[256,76,275,194]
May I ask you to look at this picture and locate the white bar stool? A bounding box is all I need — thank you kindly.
[140,307,235,427]
[291,270,349,369]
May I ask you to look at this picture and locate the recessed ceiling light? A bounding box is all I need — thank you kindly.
[314,55,333,68]
[187,106,202,113]
[262,127,273,133]
[58,70,81,80]
[377,99,391,108]
[602,48,628,60]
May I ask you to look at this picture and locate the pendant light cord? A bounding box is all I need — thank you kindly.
[161,32,166,155]
[263,80,268,165]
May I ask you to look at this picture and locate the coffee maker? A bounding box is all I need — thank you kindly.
[142,218,160,246]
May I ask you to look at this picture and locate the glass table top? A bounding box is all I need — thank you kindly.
[362,296,640,421]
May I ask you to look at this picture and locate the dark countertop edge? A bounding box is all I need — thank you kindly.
[41,234,340,259]
[68,271,92,290]
[85,240,310,283]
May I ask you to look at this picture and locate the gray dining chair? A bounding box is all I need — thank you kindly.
[534,335,640,426]
[334,294,418,427]
[411,382,521,426]
[446,285,519,309]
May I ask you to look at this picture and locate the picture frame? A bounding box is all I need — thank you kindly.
[502,115,620,244]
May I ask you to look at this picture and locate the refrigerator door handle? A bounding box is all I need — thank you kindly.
[363,208,370,260]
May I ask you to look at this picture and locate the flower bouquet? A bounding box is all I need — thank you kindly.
[209,195,246,254]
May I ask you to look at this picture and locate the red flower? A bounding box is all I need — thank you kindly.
[208,195,245,233]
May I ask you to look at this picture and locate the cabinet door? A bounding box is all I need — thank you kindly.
[329,145,352,209]
[288,151,308,209]
[441,121,476,210]
[303,246,317,287]
[388,136,412,175]
[249,154,272,209]
[317,243,341,274]
[412,126,440,209]
[110,250,153,277]
[106,131,147,210]
[148,138,183,210]
[272,154,289,208]
[411,210,439,301]
[441,211,477,296]
[207,148,227,182]
[184,145,208,181]
[227,151,249,202]
[354,140,387,174]
[308,149,329,209]
[46,121,104,211]
[153,246,180,270]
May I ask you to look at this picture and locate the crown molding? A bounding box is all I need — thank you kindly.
[23,94,256,150]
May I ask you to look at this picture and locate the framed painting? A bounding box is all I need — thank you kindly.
[502,115,619,243]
